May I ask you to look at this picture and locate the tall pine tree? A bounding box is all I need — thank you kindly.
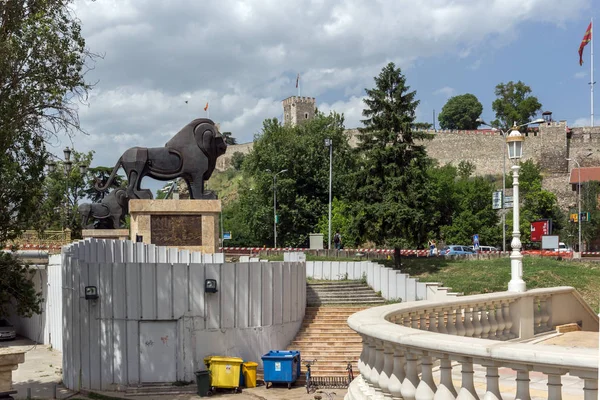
[351,62,433,266]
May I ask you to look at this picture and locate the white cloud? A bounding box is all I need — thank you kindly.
[571,116,600,127]
[434,86,456,98]
[59,0,590,194]
[574,71,587,79]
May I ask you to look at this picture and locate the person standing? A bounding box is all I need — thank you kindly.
[429,239,436,256]
[333,231,342,250]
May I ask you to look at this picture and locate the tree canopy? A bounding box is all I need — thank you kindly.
[350,62,433,254]
[491,81,542,130]
[0,0,93,317]
[225,111,355,247]
[0,0,94,245]
[438,93,483,130]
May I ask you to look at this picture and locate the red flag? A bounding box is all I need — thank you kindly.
[295,73,300,88]
[204,102,209,111]
[579,22,592,66]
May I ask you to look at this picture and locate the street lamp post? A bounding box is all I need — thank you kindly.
[506,124,526,292]
[47,147,88,230]
[266,169,287,248]
[477,118,545,252]
[324,139,333,250]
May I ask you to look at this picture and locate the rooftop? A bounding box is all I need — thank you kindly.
[568,166,600,185]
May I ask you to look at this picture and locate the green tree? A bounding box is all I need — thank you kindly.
[504,160,564,248]
[86,165,126,203]
[37,150,94,237]
[231,152,246,170]
[234,112,355,247]
[221,131,237,145]
[0,0,94,245]
[491,81,542,129]
[316,198,362,247]
[0,253,43,318]
[350,62,433,264]
[438,94,483,130]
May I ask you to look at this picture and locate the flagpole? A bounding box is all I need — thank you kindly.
[591,18,595,127]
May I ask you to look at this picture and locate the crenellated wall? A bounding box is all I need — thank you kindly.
[215,120,600,209]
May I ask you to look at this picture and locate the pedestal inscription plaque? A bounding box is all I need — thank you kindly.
[151,215,202,246]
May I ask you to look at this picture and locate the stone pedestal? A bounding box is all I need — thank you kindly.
[129,199,221,253]
[82,229,130,241]
[0,350,25,392]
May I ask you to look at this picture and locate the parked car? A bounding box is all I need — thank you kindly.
[556,242,572,252]
[440,245,475,256]
[0,319,16,341]
[469,245,499,252]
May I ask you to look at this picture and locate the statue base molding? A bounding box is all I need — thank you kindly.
[129,199,221,254]
[82,229,130,241]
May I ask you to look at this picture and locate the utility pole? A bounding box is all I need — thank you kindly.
[325,139,333,249]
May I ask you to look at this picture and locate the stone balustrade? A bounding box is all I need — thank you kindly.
[0,350,25,394]
[346,287,599,400]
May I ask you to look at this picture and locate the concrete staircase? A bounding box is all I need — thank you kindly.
[307,281,387,306]
[287,281,386,382]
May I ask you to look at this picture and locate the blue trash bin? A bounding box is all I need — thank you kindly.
[261,350,301,389]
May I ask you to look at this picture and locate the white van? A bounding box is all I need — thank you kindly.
[556,242,572,252]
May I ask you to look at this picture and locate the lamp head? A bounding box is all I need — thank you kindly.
[530,118,545,124]
[506,125,524,160]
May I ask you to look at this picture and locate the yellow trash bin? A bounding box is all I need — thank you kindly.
[203,356,243,389]
[242,362,258,388]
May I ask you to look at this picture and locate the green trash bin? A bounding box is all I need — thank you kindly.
[195,370,211,397]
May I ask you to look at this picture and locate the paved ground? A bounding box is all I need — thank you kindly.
[1,333,597,400]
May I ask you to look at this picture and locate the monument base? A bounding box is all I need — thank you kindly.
[129,199,221,254]
[82,229,130,241]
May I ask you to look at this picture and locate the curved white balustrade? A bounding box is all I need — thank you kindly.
[344,287,599,400]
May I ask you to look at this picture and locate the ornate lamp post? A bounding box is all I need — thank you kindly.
[506,124,526,292]
[47,147,88,230]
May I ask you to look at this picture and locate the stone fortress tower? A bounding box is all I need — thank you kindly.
[282,96,316,126]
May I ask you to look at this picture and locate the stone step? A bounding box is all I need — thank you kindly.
[291,340,363,346]
[307,293,382,299]
[307,281,365,286]
[297,328,356,334]
[307,300,385,305]
[308,287,375,293]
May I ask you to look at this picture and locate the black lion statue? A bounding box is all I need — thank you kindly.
[95,118,227,200]
[78,187,128,229]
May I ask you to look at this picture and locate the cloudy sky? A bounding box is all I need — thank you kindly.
[57,0,597,192]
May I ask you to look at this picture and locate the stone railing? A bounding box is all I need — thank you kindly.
[0,350,25,394]
[346,287,598,400]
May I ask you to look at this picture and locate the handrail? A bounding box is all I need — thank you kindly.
[346,287,598,400]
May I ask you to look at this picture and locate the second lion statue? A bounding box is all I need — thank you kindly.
[96,118,227,200]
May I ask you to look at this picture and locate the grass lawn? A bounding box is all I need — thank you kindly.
[395,257,600,312]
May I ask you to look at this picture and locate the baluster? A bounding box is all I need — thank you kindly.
[502,302,514,338]
[546,373,562,400]
[434,356,457,400]
[583,378,598,400]
[363,338,378,393]
[420,312,428,331]
[446,309,457,336]
[455,308,466,336]
[471,306,483,338]
[437,309,448,334]
[456,359,478,400]
[404,314,412,327]
[480,305,491,339]
[412,312,420,329]
[487,304,498,340]
[378,343,394,397]
[494,302,506,340]
[388,347,406,399]
[482,363,501,400]
[415,355,437,400]
[370,341,385,396]
[400,352,420,400]
[463,307,474,337]
[514,369,531,400]
[358,335,367,377]
[533,297,542,334]
[428,312,437,332]
[540,297,550,332]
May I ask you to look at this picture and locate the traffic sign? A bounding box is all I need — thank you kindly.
[492,191,502,210]
[504,195,513,208]
[223,232,231,240]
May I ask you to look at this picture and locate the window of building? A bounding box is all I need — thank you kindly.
[305,112,309,119]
